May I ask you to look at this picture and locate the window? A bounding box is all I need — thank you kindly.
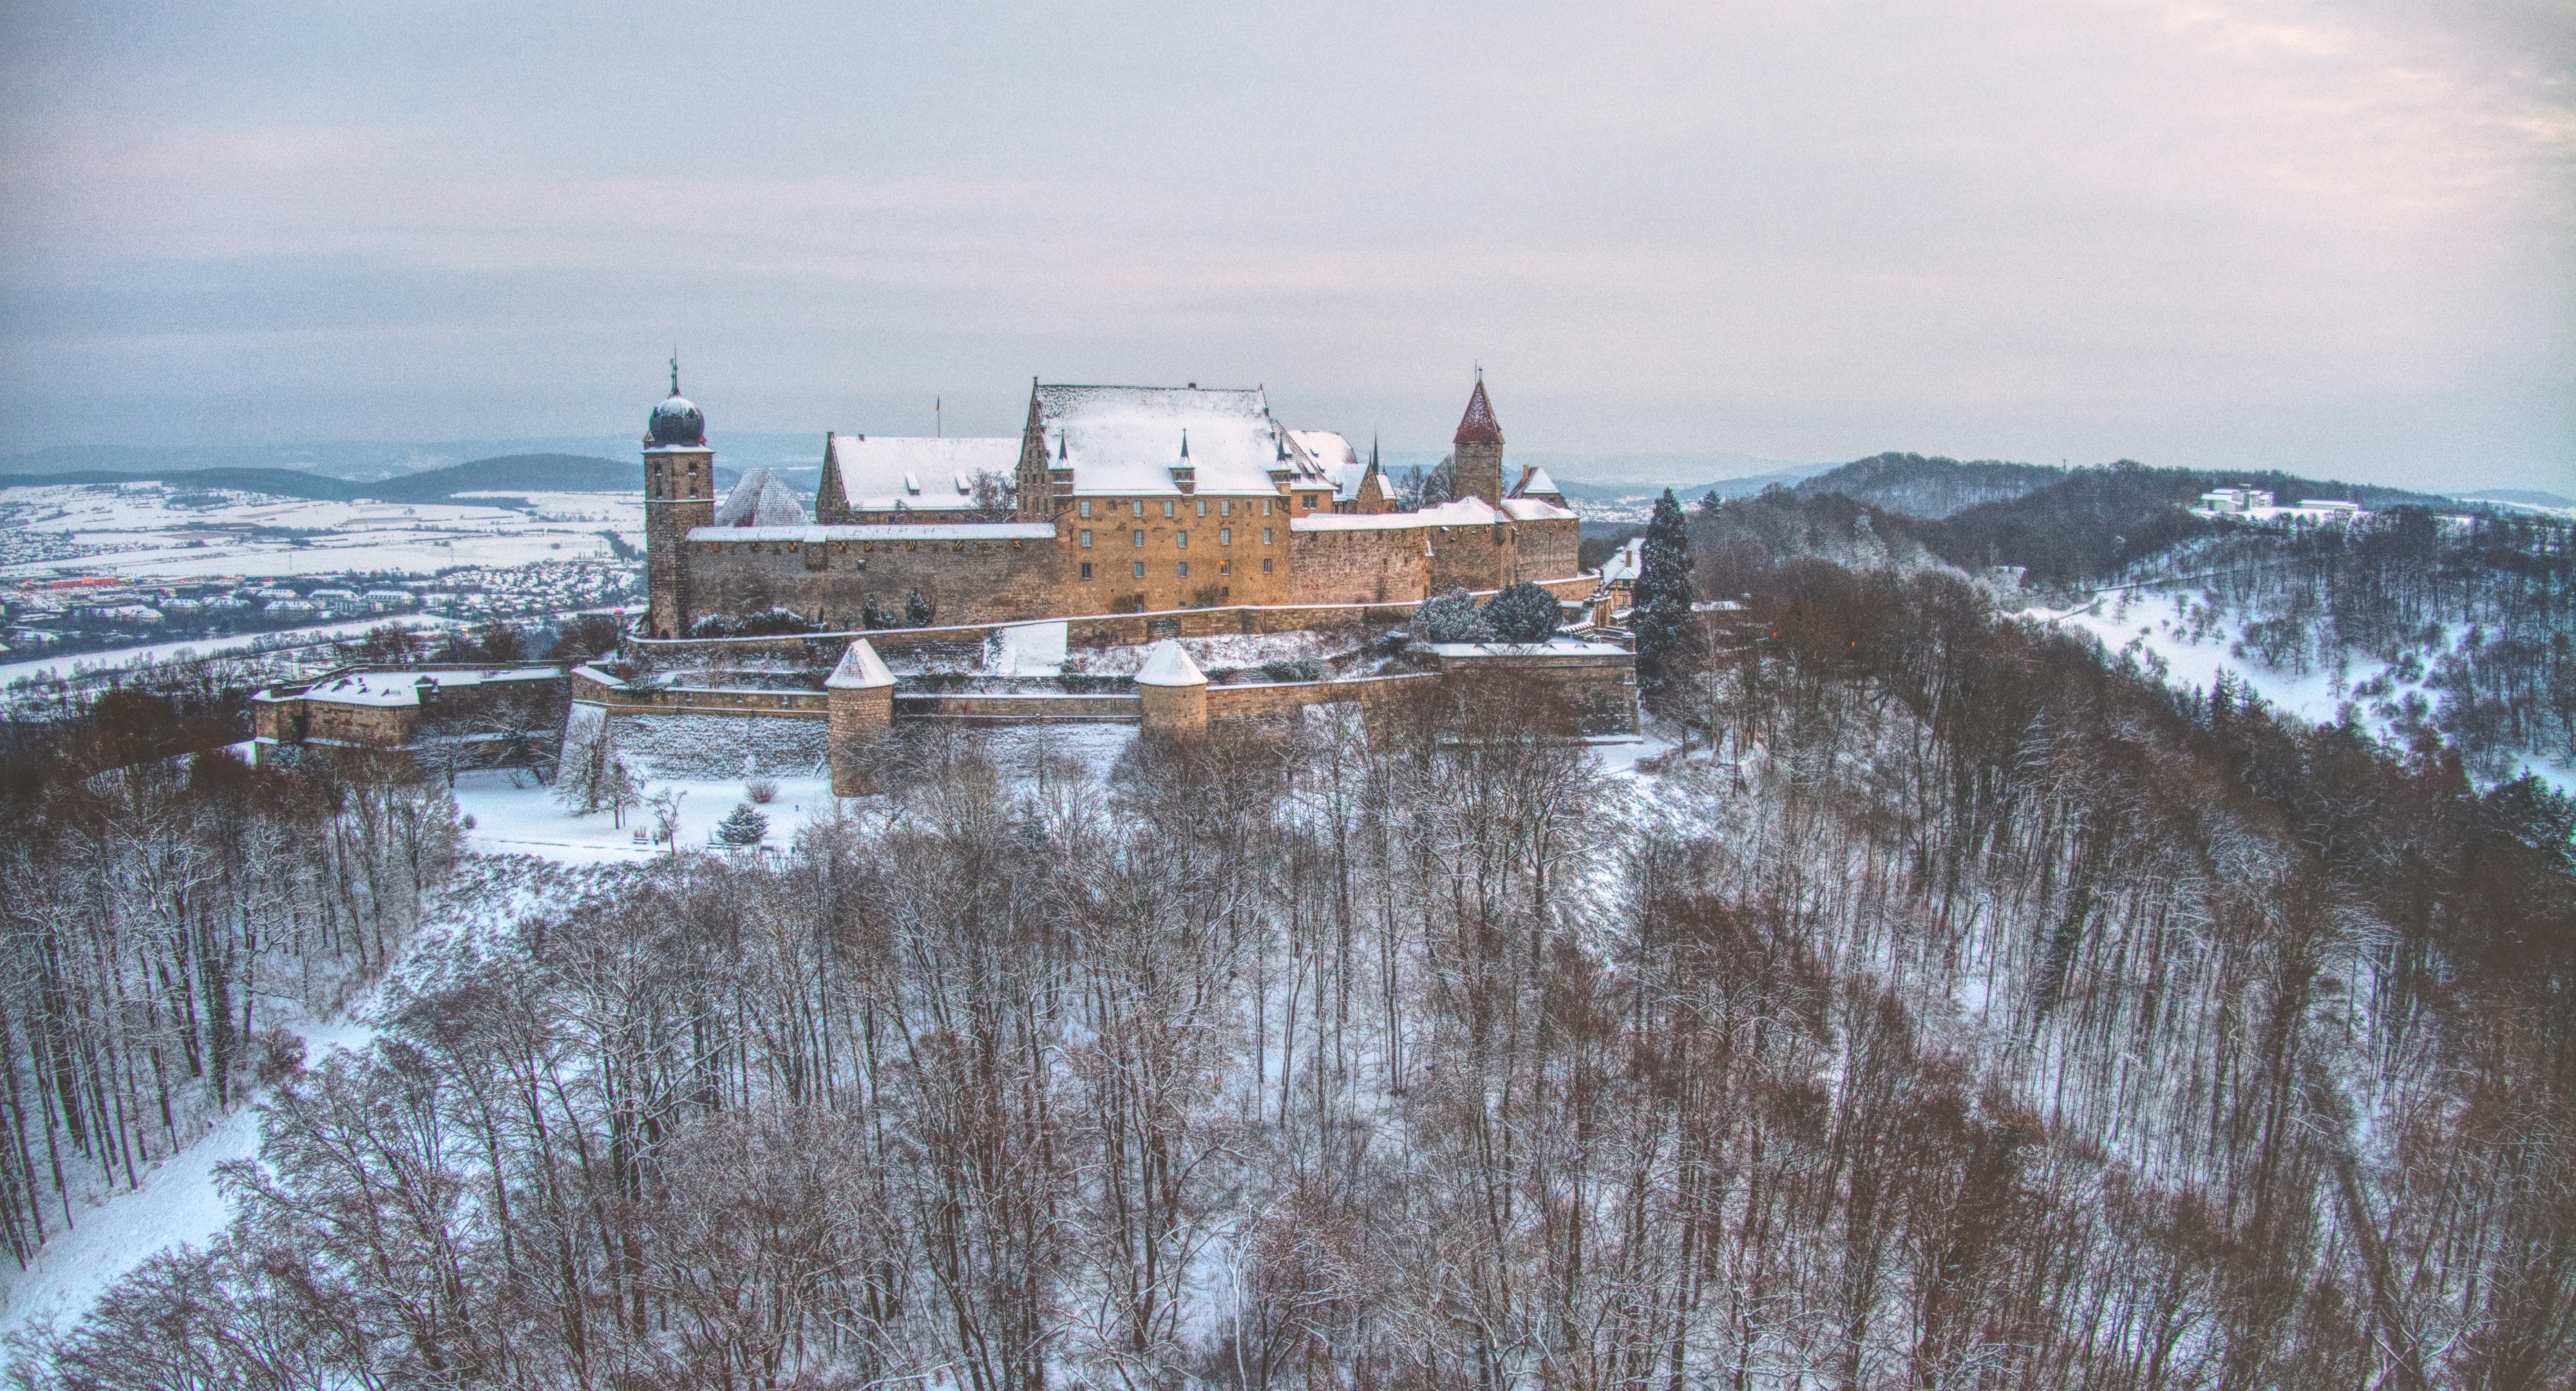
[1263,528,1273,544]
[1079,499,1092,518]
[1080,529,1093,547]
[1221,499,1233,516]
[1264,499,1274,515]
[1303,495,1318,509]
[1080,562,1093,580]
[1133,529,1145,547]
[1176,531,1188,549]
[1162,500,1175,518]
[1197,499,1208,516]
[1262,557,1273,574]
[1133,561,1146,578]
[1132,500,1144,518]
[1177,561,1189,578]
[1219,560,1231,575]
[1219,528,1231,545]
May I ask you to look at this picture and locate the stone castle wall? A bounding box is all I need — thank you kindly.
[1289,527,1430,605]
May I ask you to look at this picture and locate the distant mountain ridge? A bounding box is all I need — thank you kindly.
[0,453,689,504]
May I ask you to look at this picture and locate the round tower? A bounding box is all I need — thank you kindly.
[642,360,716,639]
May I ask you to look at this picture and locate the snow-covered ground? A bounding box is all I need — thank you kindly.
[1,482,640,581]
[0,614,462,689]
[0,854,634,1345]
[2031,591,2573,793]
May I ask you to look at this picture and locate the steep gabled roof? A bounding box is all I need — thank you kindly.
[1454,378,1502,447]
[715,468,811,527]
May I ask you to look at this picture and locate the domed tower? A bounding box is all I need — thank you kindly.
[642,359,716,638]
[1453,371,1505,507]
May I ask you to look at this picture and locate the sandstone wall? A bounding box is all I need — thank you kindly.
[688,533,1070,627]
[1289,527,1430,605]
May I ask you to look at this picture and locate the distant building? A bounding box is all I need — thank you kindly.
[2198,487,2275,514]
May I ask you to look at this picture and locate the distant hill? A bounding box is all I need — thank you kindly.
[2451,487,2573,510]
[0,453,674,504]
[1794,453,2066,518]
[369,454,636,502]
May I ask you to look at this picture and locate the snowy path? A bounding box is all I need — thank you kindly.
[0,858,623,1345]
[0,1013,376,1341]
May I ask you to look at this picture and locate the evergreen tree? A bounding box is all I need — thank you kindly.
[1413,587,1492,643]
[1483,582,1562,643]
[1631,487,1695,697]
[714,802,769,847]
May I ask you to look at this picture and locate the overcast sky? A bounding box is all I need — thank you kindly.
[1,0,2568,489]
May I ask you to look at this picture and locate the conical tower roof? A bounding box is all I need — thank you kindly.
[1454,377,1502,446]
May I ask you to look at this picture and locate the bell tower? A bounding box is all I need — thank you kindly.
[642,358,715,639]
[1453,371,1504,507]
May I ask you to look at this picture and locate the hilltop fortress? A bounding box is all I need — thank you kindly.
[644,373,1580,637]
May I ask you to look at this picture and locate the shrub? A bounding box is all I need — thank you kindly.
[744,777,779,805]
[688,609,819,639]
[1413,587,1492,643]
[1259,658,1325,683]
[905,591,936,627]
[1483,582,1562,643]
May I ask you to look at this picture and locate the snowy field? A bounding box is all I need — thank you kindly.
[0,481,641,582]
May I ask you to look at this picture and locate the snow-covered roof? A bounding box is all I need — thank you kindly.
[1133,639,1208,687]
[1600,538,1643,584]
[1036,384,1334,498]
[715,468,811,527]
[828,436,1021,513]
[1511,466,1563,499]
[301,667,563,708]
[690,522,1056,544]
[1423,640,1630,658]
[1290,431,1365,500]
[826,639,895,690]
[1290,497,1519,533]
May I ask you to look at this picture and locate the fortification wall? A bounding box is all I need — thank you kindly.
[629,584,1599,667]
[1289,526,1430,605]
[687,533,1070,627]
[1202,671,1439,721]
[1516,517,1580,587]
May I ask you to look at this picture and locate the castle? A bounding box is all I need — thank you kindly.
[643,372,1582,638]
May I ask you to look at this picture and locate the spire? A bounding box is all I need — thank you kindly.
[670,350,679,397]
[1056,430,1066,460]
[1454,375,1502,447]
[1180,430,1189,460]
[1368,435,1381,474]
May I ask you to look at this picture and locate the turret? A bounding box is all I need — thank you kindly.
[642,358,717,638]
[1453,373,1504,507]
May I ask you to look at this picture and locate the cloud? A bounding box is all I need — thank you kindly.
[0,0,2566,487]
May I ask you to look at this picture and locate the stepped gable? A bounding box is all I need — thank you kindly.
[1454,378,1503,447]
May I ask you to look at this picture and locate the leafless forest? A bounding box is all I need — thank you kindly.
[5,556,2573,1389]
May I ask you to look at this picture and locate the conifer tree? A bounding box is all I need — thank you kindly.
[714,802,769,847]
[1631,487,1694,697]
